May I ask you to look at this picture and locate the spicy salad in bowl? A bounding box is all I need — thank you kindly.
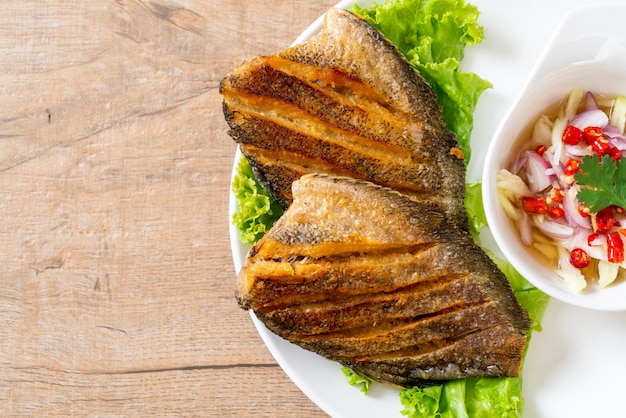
[483,4,626,310]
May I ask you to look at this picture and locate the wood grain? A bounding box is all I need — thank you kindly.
[0,0,338,415]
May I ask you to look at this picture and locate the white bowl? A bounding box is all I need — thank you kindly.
[483,4,626,311]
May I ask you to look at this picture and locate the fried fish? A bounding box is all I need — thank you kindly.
[220,7,467,227]
[225,7,531,389]
[237,174,531,388]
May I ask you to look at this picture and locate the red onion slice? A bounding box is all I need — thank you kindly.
[518,210,534,246]
[605,129,626,150]
[564,144,594,158]
[563,188,591,229]
[584,91,600,110]
[533,218,574,240]
[524,150,553,193]
[510,150,528,175]
[543,151,565,177]
[563,232,607,262]
[569,109,609,130]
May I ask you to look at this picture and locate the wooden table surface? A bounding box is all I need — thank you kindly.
[0,1,338,416]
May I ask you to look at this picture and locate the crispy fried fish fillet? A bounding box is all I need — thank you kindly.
[237,174,531,388]
[220,7,467,227]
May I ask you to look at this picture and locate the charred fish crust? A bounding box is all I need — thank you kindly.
[228,113,464,210]
[226,61,372,135]
[345,347,519,382]
[344,324,528,377]
[234,114,386,167]
[231,114,438,187]
[280,8,449,132]
[225,77,464,190]
[250,275,491,335]
[278,301,516,349]
[224,58,444,158]
[244,259,469,313]
[341,360,450,389]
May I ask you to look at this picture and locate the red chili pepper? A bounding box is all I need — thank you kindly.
[587,232,599,246]
[522,196,548,214]
[578,203,591,217]
[570,248,590,268]
[607,231,625,264]
[596,207,617,233]
[609,147,623,162]
[548,206,565,219]
[548,187,564,203]
[590,139,611,156]
[564,159,580,176]
[584,126,604,144]
[535,144,548,156]
[562,125,584,145]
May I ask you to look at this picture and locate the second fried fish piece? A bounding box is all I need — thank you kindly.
[237,174,531,388]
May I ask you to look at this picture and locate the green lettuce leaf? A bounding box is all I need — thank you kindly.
[400,377,523,418]
[231,158,283,245]
[341,366,372,395]
[438,380,469,418]
[400,385,444,417]
[464,182,487,241]
[465,377,523,418]
[351,0,492,161]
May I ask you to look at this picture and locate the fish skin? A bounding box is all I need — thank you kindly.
[220,7,466,227]
[237,174,531,388]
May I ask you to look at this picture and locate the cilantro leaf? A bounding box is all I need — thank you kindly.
[575,155,626,213]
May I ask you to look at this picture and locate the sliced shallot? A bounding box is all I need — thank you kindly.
[533,218,574,240]
[569,109,609,130]
[524,150,553,193]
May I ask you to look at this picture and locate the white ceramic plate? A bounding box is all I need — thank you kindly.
[229,1,626,416]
